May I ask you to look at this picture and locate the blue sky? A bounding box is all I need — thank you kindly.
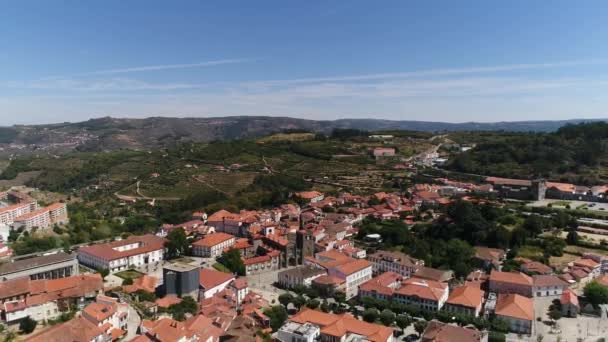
[1,1,608,125]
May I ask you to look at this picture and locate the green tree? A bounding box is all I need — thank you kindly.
[98,268,109,280]
[122,278,134,285]
[584,281,608,306]
[293,296,306,309]
[306,299,320,309]
[395,315,412,332]
[488,331,506,342]
[414,321,428,337]
[19,317,37,334]
[363,308,379,323]
[219,248,245,276]
[566,230,579,245]
[264,305,288,332]
[165,228,189,259]
[380,309,396,326]
[278,293,294,307]
[168,296,198,321]
[334,291,346,303]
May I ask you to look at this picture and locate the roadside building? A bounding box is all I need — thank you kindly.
[78,234,165,273]
[444,285,484,317]
[494,293,534,334]
[277,266,326,289]
[192,232,236,257]
[0,252,78,281]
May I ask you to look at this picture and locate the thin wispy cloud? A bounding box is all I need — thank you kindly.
[35,58,251,81]
[245,59,608,86]
[79,58,250,76]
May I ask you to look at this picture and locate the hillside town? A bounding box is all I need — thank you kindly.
[1,172,608,342]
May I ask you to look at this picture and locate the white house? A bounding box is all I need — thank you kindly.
[77,235,165,273]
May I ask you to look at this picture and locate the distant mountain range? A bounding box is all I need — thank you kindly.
[0,116,605,151]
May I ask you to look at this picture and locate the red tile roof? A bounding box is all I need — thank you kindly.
[79,234,165,261]
[446,285,483,309]
[193,232,235,247]
[495,294,534,321]
[290,309,393,342]
[199,269,235,290]
[489,271,533,287]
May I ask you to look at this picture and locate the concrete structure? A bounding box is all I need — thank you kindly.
[0,201,36,226]
[278,266,326,289]
[368,250,423,278]
[0,252,78,281]
[11,202,69,231]
[192,232,236,257]
[78,234,164,273]
[163,262,200,298]
[276,322,320,342]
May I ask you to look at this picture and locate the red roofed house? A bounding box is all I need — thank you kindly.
[488,271,533,297]
[421,320,485,342]
[28,316,108,342]
[531,275,569,297]
[560,289,579,317]
[394,277,449,312]
[82,295,129,340]
[78,234,165,273]
[279,308,394,342]
[1,274,103,324]
[295,191,325,204]
[358,272,402,301]
[494,293,534,334]
[444,285,484,317]
[192,232,236,257]
[199,269,235,300]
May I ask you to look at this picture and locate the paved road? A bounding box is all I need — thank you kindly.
[125,305,141,340]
